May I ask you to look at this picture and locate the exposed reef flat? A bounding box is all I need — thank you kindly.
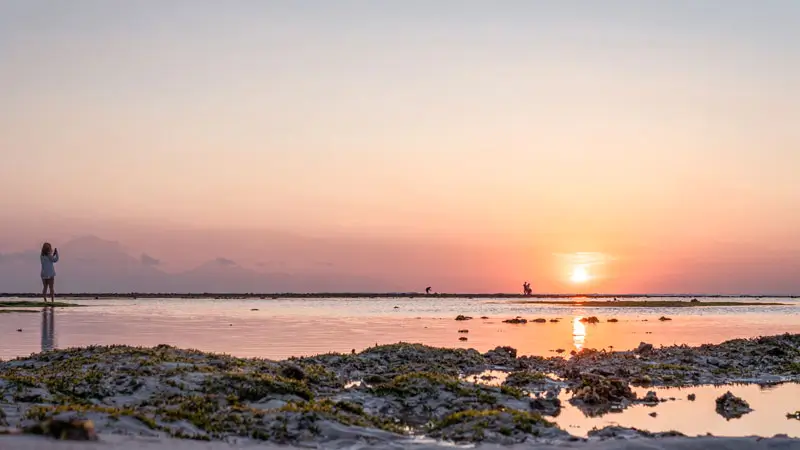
[0,334,798,447]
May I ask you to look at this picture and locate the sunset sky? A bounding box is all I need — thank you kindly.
[1,1,798,294]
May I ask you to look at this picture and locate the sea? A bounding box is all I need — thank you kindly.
[2,296,798,360]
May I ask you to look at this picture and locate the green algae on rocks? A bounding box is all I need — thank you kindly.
[2,335,800,445]
[429,409,567,443]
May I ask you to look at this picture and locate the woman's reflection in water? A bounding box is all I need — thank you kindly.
[41,307,56,352]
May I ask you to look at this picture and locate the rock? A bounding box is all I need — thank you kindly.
[480,316,489,319]
[16,329,22,332]
[504,371,548,388]
[250,308,259,311]
[550,319,560,323]
[766,346,786,357]
[484,346,518,366]
[715,391,753,419]
[635,342,654,354]
[457,329,469,333]
[659,316,672,321]
[555,349,565,354]
[688,394,696,401]
[589,426,685,439]
[459,337,468,341]
[607,318,619,323]
[532,318,547,323]
[641,391,659,404]
[355,372,533,428]
[279,364,307,381]
[649,412,658,417]
[428,410,568,444]
[787,411,800,420]
[455,315,473,321]
[503,317,528,324]
[570,374,636,415]
[360,373,388,385]
[23,419,98,441]
[579,316,600,324]
[529,396,562,416]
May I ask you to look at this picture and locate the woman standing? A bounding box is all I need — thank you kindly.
[40,242,59,303]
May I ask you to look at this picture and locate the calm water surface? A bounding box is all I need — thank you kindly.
[1,296,798,360]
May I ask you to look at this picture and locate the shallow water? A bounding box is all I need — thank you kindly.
[560,383,800,438]
[1,297,798,360]
[464,372,800,438]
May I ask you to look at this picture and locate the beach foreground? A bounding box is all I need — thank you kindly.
[0,434,799,450]
[1,335,798,448]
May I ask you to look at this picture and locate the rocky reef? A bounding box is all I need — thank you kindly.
[0,334,798,446]
[715,392,753,420]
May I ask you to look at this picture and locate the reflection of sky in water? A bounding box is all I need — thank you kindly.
[41,309,55,352]
[572,316,586,350]
[1,297,799,360]
[557,383,800,438]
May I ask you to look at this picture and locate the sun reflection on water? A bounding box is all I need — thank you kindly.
[572,317,586,350]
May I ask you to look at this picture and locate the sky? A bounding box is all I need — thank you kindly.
[1,1,799,294]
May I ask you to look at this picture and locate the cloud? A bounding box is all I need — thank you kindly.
[215,257,237,266]
[140,253,161,266]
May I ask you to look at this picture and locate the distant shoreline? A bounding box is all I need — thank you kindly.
[0,292,797,299]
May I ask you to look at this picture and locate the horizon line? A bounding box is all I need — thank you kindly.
[2,292,798,299]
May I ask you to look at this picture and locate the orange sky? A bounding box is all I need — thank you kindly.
[1,2,798,294]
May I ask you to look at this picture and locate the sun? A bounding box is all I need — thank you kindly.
[570,265,590,284]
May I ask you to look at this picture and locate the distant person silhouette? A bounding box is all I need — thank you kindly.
[40,243,60,303]
[41,308,55,352]
[522,281,532,296]
[425,286,432,295]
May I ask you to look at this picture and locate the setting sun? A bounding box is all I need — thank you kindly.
[570,266,590,284]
